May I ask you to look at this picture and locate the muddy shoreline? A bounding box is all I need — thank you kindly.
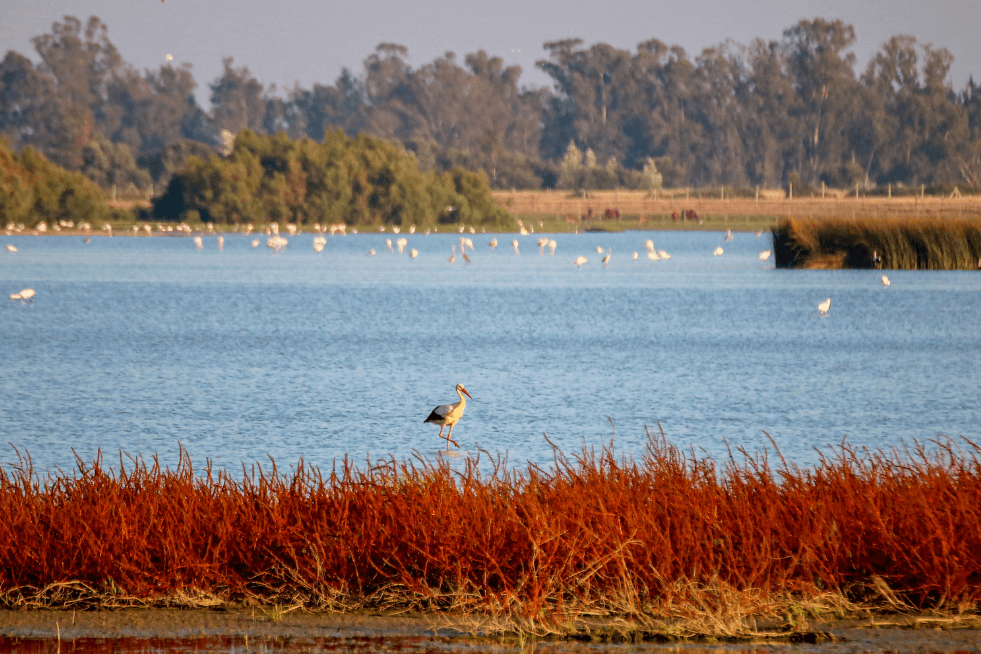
[1,609,980,652]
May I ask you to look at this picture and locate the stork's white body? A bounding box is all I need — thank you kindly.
[818,298,831,315]
[425,384,472,450]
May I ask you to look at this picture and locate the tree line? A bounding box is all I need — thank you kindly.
[2,15,980,196]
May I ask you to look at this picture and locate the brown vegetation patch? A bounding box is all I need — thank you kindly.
[1,432,979,639]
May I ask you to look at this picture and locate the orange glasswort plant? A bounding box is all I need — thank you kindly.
[1,430,978,630]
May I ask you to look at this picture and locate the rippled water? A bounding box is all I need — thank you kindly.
[2,230,979,477]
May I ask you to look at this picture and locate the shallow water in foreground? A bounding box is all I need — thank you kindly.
[1,230,979,476]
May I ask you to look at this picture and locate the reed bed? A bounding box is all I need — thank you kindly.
[1,433,979,637]
[773,215,981,269]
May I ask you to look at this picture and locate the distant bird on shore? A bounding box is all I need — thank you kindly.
[5,245,16,252]
[724,230,734,242]
[632,251,639,260]
[194,236,203,250]
[602,248,611,267]
[449,245,456,264]
[424,383,472,450]
[881,275,891,287]
[596,246,604,254]
[759,250,771,262]
[574,255,588,268]
[713,246,724,256]
[409,248,418,259]
[548,239,557,255]
[251,239,260,248]
[366,249,376,256]
[9,288,34,303]
[489,238,498,251]
[385,238,393,252]
[511,240,519,254]
[818,298,831,316]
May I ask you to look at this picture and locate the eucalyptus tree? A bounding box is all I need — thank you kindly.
[28,16,129,169]
[782,18,863,185]
[210,57,268,134]
[0,52,61,154]
[863,35,969,184]
[536,39,636,167]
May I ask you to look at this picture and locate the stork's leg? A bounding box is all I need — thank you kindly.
[445,424,460,449]
[438,424,445,445]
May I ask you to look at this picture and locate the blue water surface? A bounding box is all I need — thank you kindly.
[1,229,979,477]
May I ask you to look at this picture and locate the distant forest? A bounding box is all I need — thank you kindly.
[2,15,980,195]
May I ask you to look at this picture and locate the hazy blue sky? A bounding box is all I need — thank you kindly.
[2,0,978,107]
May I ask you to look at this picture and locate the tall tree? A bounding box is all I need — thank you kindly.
[210,57,268,134]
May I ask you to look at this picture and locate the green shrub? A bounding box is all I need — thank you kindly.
[0,139,110,226]
[153,130,515,228]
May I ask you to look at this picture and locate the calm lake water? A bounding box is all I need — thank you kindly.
[2,229,979,478]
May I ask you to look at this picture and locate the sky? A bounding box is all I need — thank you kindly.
[2,0,979,108]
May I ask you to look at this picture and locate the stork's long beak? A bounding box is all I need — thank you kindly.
[460,386,472,399]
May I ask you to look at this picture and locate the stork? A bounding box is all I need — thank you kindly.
[602,248,611,267]
[713,246,724,256]
[424,384,472,450]
[759,250,771,262]
[574,255,588,268]
[881,275,890,287]
[489,238,498,251]
[511,239,520,254]
[818,298,831,316]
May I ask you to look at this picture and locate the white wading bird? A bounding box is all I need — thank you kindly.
[424,383,472,450]
[511,239,520,254]
[881,275,891,287]
[574,255,588,268]
[632,251,639,260]
[818,298,831,316]
[489,238,498,251]
[713,246,724,256]
[602,248,611,267]
[759,250,772,262]
[251,238,260,248]
[9,288,35,302]
[5,245,17,252]
[725,230,734,242]
[409,248,418,259]
[548,239,557,255]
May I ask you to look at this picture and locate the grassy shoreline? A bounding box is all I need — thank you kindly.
[2,434,979,639]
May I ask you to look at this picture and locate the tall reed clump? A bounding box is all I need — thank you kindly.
[773,216,981,269]
[1,434,979,636]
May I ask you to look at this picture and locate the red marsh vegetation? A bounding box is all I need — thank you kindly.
[1,431,978,635]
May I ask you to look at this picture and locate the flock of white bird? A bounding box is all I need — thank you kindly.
[3,226,894,315]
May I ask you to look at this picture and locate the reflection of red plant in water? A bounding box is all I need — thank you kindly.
[1,432,979,617]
